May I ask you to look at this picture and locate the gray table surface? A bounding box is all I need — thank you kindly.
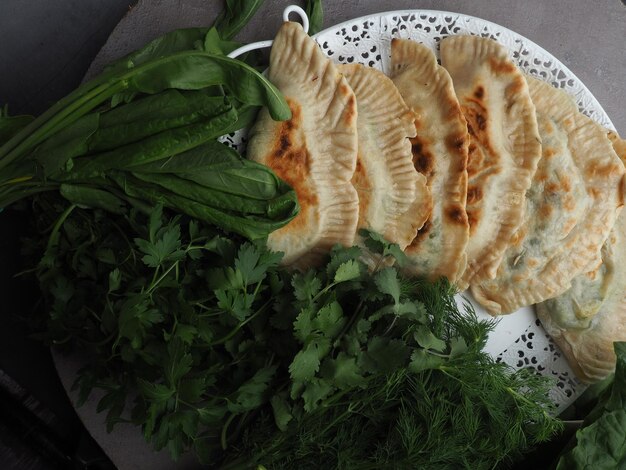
[6,0,626,469]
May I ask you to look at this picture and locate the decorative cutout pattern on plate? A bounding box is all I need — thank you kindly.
[225,9,614,409]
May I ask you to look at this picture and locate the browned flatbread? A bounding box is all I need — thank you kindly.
[247,22,359,268]
[471,77,626,316]
[440,36,542,290]
[389,39,469,283]
[339,63,430,252]
[536,131,626,383]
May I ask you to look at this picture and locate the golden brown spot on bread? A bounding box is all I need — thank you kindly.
[534,168,547,183]
[589,187,601,199]
[539,204,553,219]
[445,205,468,225]
[563,196,577,212]
[475,113,487,131]
[543,148,556,159]
[488,57,516,74]
[410,136,435,178]
[560,175,572,193]
[268,99,317,229]
[351,156,371,228]
[545,182,560,194]
[409,219,432,248]
[462,103,500,180]
[474,86,484,99]
[467,186,483,204]
[585,162,622,180]
[506,76,525,96]
[527,258,540,269]
[344,94,357,126]
[466,209,480,234]
[446,133,467,156]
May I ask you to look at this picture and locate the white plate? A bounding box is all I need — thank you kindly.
[225,9,616,411]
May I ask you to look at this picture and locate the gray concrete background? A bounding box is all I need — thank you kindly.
[1,1,625,469]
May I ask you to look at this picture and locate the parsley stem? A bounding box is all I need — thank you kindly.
[220,413,237,450]
[147,261,180,295]
[43,203,77,259]
[210,299,272,346]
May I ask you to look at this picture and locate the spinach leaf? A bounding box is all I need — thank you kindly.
[0,106,34,146]
[557,342,626,469]
[104,28,209,74]
[305,0,324,35]
[203,27,241,55]
[59,101,238,178]
[109,173,297,240]
[132,141,284,200]
[213,0,265,40]
[59,184,126,214]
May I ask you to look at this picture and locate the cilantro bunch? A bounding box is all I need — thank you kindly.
[23,199,562,468]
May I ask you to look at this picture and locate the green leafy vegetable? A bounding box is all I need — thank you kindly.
[213,0,266,40]
[22,200,562,467]
[0,105,34,145]
[304,0,324,35]
[557,342,626,469]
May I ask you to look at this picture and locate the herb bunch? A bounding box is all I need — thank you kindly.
[23,199,562,468]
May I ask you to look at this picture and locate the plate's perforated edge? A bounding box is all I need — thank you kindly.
[225,10,615,407]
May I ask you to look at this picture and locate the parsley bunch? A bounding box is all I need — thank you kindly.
[23,199,562,468]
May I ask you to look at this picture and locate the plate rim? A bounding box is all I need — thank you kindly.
[311,8,615,131]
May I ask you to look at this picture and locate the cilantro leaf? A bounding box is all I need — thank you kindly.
[326,244,362,278]
[360,228,409,266]
[271,394,293,432]
[312,301,345,339]
[374,267,401,304]
[414,326,447,352]
[108,268,121,293]
[321,352,365,390]
[334,259,361,283]
[292,270,322,302]
[289,338,331,382]
[294,307,314,343]
[409,349,445,372]
[301,378,333,412]
[359,336,410,374]
[228,365,277,413]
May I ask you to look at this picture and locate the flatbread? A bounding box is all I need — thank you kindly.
[389,39,469,283]
[338,63,430,252]
[471,77,626,315]
[535,132,626,383]
[440,36,542,289]
[247,22,359,268]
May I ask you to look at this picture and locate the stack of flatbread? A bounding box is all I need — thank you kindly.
[247,21,626,382]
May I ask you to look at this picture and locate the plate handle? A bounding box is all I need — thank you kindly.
[227,5,309,59]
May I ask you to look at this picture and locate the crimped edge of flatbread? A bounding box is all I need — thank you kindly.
[390,39,469,282]
[248,21,359,268]
[339,62,428,249]
[471,77,626,314]
[440,36,541,289]
[539,131,626,383]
